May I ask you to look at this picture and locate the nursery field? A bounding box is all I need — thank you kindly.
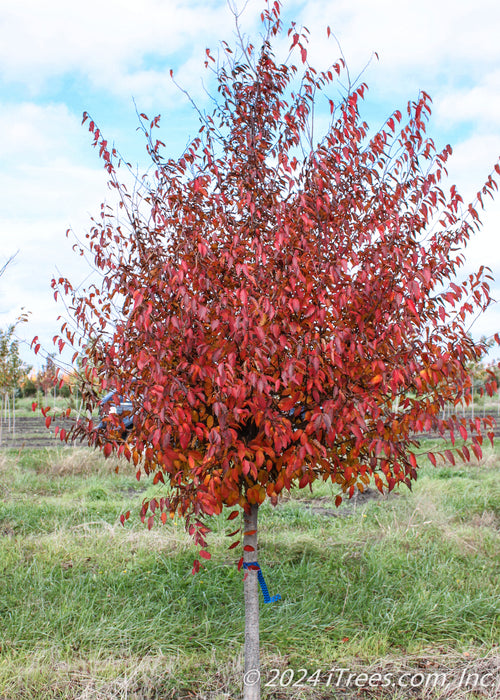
[2,394,500,451]
[0,397,85,450]
[1,395,500,451]
[0,444,498,699]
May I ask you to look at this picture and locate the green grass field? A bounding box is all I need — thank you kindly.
[0,444,498,699]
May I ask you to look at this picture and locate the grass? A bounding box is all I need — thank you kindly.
[0,446,499,699]
[2,396,68,418]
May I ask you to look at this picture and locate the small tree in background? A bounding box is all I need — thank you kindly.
[0,325,30,439]
[18,370,37,398]
[0,327,24,394]
[1,253,29,437]
[43,2,499,696]
[465,339,500,418]
[37,355,58,400]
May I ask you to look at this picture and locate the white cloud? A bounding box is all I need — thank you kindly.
[0,103,87,162]
[293,0,500,81]
[435,71,500,129]
[0,102,111,365]
[0,103,110,235]
[0,0,262,99]
[444,133,500,200]
[3,0,500,108]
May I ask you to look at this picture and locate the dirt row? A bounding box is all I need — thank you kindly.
[0,416,80,449]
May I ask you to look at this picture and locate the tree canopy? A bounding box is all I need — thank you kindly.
[45,1,499,559]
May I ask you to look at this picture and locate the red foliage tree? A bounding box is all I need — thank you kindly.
[45,3,499,696]
[37,354,58,399]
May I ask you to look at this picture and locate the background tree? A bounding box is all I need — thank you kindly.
[464,337,500,418]
[0,325,30,440]
[45,2,499,696]
[18,370,37,398]
[37,355,58,400]
[1,252,31,426]
[0,326,25,394]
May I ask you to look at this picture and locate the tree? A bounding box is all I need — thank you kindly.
[37,354,58,399]
[44,2,499,696]
[464,337,500,418]
[0,326,25,395]
[0,325,30,442]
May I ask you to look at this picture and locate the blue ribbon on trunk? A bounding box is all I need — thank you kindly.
[243,561,281,604]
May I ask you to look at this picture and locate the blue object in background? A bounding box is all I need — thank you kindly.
[97,391,134,432]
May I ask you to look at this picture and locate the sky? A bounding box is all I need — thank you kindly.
[1,0,499,370]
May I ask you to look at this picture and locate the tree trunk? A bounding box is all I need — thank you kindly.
[243,504,260,700]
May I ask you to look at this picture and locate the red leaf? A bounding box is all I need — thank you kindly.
[472,443,482,460]
[228,540,240,550]
[444,449,455,465]
[199,550,211,560]
[406,298,418,317]
[227,510,239,520]
[244,545,255,552]
[153,471,165,485]
[103,443,112,458]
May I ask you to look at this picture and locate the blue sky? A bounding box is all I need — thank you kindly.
[1,0,499,368]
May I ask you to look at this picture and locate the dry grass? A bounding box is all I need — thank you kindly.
[1,649,498,699]
[469,511,499,529]
[0,451,9,473]
[331,649,500,700]
[41,448,120,477]
[0,652,178,700]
